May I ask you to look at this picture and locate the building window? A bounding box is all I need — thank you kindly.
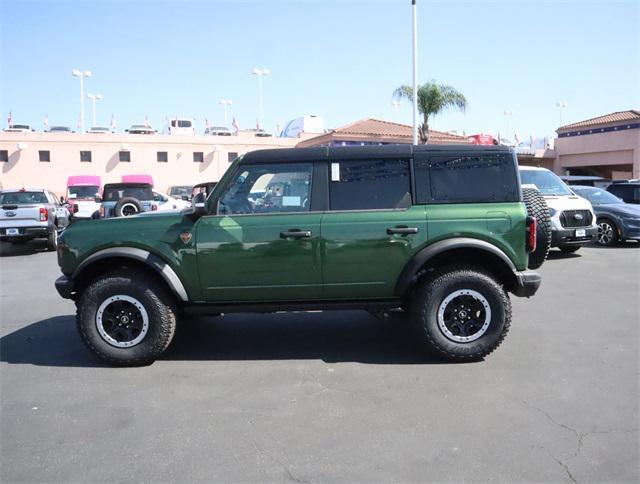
[0,150,8,162]
[228,152,238,163]
[39,150,51,162]
[80,150,92,162]
[119,151,131,162]
[157,151,168,163]
[193,151,204,163]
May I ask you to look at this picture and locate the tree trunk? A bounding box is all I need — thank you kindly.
[419,119,430,144]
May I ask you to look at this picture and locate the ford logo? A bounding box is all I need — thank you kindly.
[574,213,584,220]
[4,211,16,217]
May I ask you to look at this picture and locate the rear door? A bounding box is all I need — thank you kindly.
[321,157,427,299]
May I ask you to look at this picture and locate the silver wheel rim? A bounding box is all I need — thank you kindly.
[437,289,492,343]
[120,203,138,216]
[96,295,149,348]
[598,222,614,245]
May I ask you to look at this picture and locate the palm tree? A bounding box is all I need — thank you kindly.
[393,81,467,144]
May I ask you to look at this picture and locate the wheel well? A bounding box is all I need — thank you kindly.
[74,257,170,299]
[403,248,518,297]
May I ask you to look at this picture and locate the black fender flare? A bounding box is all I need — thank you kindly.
[394,237,517,296]
[72,247,189,301]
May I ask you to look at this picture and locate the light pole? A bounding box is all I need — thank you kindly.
[219,99,233,126]
[556,101,567,127]
[87,93,102,127]
[391,100,401,122]
[411,0,419,144]
[503,110,513,142]
[72,69,92,132]
[252,67,269,129]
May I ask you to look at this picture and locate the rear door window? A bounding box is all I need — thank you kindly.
[328,159,411,210]
[415,153,519,203]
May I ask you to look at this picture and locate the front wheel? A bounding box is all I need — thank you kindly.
[411,267,511,361]
[76,270,177,366]
[597,219,619,246]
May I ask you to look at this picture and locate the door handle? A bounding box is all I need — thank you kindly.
[387,226,419,235]
[280,229,312,239]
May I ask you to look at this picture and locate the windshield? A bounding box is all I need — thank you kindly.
[68,186,100,200]
[0,191,48,204]
[574,187,623,205]
[520,169,573,196]
[103,186,153,201]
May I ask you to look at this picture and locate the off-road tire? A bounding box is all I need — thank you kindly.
[411,266,511,361]
[114,197,143,217]
[559,245,581,253]
[522,187,551,269]
[46,229,58,251]
[76,270,177,366]
[596,218,619,247]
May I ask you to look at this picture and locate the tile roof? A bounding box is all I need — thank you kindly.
[297,118,469,147]
[558,110,640,131]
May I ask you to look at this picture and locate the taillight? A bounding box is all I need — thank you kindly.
[99,206,105,218]
[526,216,537,252]
[39,207,48,221]
[151,204,158,211]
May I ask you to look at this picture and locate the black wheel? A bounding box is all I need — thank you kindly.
[559,245,581,253]
[596,218,619,246]
[522,187,551,269]
[46,230,58,251]
[76,270,177,366]
[114,197,143,217]
[411,267,511,361]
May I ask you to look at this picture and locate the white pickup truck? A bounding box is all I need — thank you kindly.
[0,189,70,250]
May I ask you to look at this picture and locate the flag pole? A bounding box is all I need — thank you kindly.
[412,0,419,145]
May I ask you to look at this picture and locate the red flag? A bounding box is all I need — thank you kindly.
[7,111,12,128]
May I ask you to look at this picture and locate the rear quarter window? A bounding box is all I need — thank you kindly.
[414,153,519,204]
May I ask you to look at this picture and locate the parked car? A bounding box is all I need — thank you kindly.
[572,186,640,246]
[164,118,195,135]
[98,183,157,218]
[1,188,69,250]
[125,125,155,135]
[56,144,548,366]
[204,126,232,136]
[48,126,74,133]
[167,185,193,200]
[152,190,191,211]
[66,175,102,220]
[87,126,112,134]
[4,124,35,132]
[192,181,217,199]
[519,166,598,253]
[607,181,640,205]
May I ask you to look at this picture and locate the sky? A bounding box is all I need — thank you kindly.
[1,0,639,140]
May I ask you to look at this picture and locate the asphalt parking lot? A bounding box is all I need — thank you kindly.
[1,241,638,483]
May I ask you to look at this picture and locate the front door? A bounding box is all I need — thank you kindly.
[196,161,322,302]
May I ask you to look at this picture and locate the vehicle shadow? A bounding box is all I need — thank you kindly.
[584,241,640,249]
[546,249,582,260]
[0,311,449,367]
[0,240,49,257]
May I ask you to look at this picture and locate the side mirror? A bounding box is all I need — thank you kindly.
[187,192,208,220]
[95,196,102,203]
[59,196,65,204]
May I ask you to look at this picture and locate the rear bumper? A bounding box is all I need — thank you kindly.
[512,270,542,298]
[0,226,50,240]
[551,226,597,246]
[55,275,75,300]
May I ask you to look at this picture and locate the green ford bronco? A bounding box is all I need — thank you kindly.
[55,145,550,366]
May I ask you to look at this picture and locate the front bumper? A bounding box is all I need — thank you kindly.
[55,275,75,300]
[512,270,541,298]
[551,226,597,247]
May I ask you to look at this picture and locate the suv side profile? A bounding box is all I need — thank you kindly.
[55,145,544,366]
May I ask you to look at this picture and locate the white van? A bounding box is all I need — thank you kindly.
[519,166,598,253]
[164,118,195,135]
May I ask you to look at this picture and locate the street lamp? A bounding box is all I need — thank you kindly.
[556,101,567,127]
[252,67,269,129]
[219,99,233,126]
[503,110,513,142]
[391,100,401,122]
[72,69,92,132]
[87,93,103,127]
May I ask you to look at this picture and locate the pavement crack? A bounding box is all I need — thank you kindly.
[551,454,578,484]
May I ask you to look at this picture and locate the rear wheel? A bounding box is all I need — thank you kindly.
[76,270,177,366]
[46,229,58,251]
[522,187,551,269]
[411,267,511,361]
[597,218,618,246]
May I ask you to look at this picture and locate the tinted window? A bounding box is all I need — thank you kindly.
[193,152,204,163]
[68,186,100,200]
[103,186,153,201]
[0,191,48,204]
[157,151,168,162]
[39,150,50,162]
[329,159,411,210]
[80,151,92,162]
[415,153,518,203]
[219,163,312,215]
[119,151,131,162]
[0,150,8,162]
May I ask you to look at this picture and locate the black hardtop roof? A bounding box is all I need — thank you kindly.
[193,181,217,188]
[103,182,153,189]
[240,144,514,164]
